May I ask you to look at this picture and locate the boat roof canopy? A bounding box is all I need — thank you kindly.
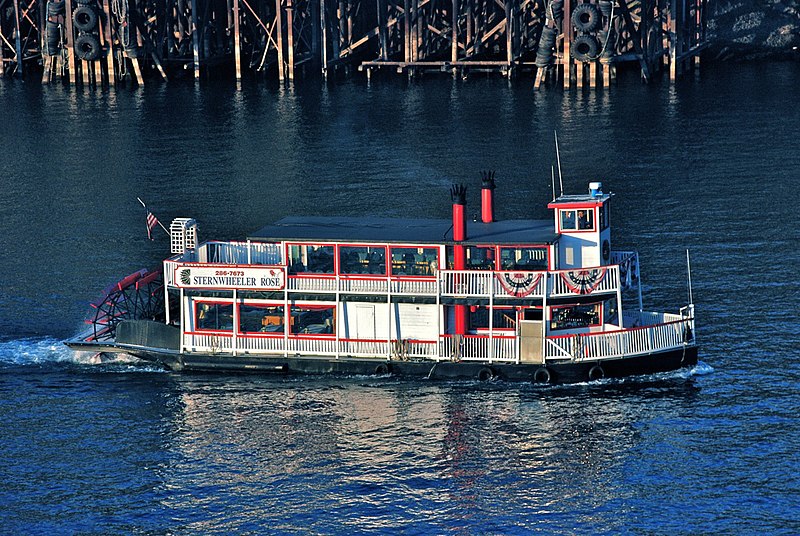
[249,216,558,246]
[547,192,614,208]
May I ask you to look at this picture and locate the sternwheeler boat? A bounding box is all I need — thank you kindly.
[65,175,698,384]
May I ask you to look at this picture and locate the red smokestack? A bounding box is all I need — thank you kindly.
[480,170,496,223]
[451,184,467,243]
[450,184,468,335]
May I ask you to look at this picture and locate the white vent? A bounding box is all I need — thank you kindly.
[170,218,198,254]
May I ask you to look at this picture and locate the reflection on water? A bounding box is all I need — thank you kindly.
[127,374,704,533]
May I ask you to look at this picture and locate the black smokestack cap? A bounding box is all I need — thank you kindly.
[450,184,467,205]
[480,170,496,190]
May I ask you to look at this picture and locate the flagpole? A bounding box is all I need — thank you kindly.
[137,197,170,234]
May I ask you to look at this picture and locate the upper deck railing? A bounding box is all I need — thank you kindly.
[165,244,639,299]
[170,241,284,265]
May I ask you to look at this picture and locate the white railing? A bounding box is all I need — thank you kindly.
[238,335,286,354]
[339,339,390,357]
[390,279,438,295]
[183,332,233,353]
[545,317,694,362]
[180,333,517,362]
[287,336,337,356]
[440,271,496,297]
[339,278,389,294]
[549,266,620,297]
[287,276,338,292]
[623,310,683,328]
[439,335,517,362]
[170,242,283,265]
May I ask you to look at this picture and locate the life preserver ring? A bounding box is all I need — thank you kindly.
[571,34,599,62]
[571,3,601,33]
[533,367,552,384]
[588,364,605,381]
[72,5,97,32]
[477,367,494,381]
[74,33,101,60]
[374,363,391,375]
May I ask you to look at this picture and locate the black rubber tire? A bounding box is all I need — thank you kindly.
[588,365,605,381]
[571,34,599,62]
[477,367,494,381]
[74,32,101,61]
[535,27,558,66]
[45,21,61,55]
[72,5,97,32]
[533,367,552,384]
[374,363,391,375]
[598,0,612,18]
[571,3,601,33]
[47,0,65,16]
[550,0,564,21]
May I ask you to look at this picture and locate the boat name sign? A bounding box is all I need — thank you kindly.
[173,265,285,290]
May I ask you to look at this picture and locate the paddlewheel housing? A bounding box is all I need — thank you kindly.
[85,269,165,342]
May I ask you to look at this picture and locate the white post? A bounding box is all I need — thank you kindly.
[232,289,238,356]
[164,261,171,326]
[488,272,494,362]
[179,288,185,353]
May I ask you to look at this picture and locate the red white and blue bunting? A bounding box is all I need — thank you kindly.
[496,272,543,297]
[560,268,607,294]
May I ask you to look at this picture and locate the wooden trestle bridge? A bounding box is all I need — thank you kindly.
[0,0,706,87]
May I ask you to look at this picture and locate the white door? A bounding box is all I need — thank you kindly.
[355,305,376,339]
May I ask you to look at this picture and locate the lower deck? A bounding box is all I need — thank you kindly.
[178,308,695,365]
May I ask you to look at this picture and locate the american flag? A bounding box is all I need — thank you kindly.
[146,212,159,240]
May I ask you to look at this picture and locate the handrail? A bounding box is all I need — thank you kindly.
[545,317,695,361]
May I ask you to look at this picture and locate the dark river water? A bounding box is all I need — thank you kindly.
[1,63,799,534]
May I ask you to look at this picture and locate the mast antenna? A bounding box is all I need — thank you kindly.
[686,249,694,305]
[550,166,556,201]
[554,131,564,196]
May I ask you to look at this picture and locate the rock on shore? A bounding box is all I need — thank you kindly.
[708,0,800,59]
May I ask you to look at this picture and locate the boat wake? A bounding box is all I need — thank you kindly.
[0,337,161,371]
[581,360,715,386]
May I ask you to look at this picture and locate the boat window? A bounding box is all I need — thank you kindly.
[290,305,335,335]
[561,210,577,231]
[550,304,601,331]
[466,246,495,270]
[339,245,387,275]
[599,204,609,230]
[239,304,285,333]
[196,302,234,331]
[499,247,548,271]
[288,244,335,274]
[389,247,438,276]
[470,306,516,330]
[577,209,594,230]
[603,298,618,326]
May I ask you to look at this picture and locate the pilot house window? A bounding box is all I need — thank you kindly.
[560,209,594,231]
